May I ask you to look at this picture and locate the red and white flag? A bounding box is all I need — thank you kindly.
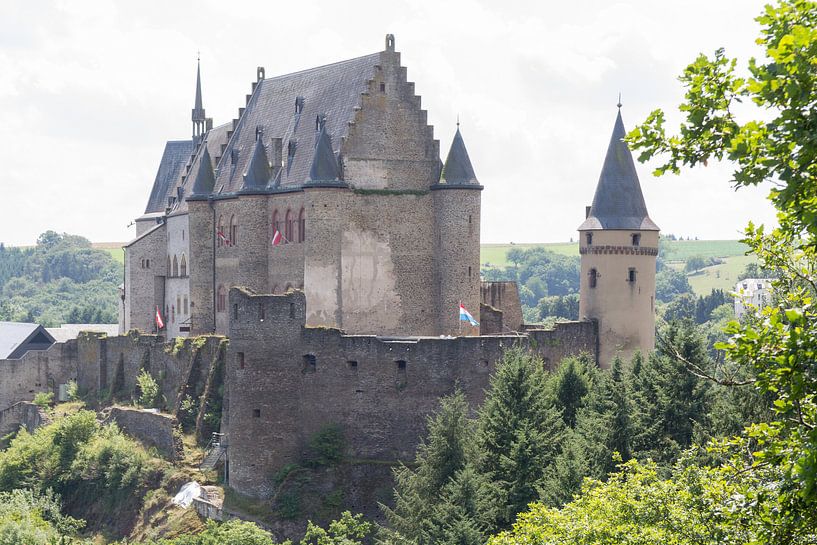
[217,229,232,246]
[271,229,283,246]
[155,306,165,330]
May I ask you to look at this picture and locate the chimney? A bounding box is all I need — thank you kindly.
[270,138,283,169]
[585,206,591,219]
[205,118,213,131]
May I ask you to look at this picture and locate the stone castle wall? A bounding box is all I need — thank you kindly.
[0,341,77,412]
[226,288,597,497]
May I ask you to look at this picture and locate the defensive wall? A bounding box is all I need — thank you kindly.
[0,401,49,440]
[226,288,597,497]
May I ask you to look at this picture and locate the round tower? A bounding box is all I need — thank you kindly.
[432,125,483,336]
[578,109,659,368]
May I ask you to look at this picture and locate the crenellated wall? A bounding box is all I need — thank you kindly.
[226,287,597,497]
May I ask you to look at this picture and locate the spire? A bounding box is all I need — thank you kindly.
[241,138,272,190]
[192,56,206,141]
[191,145,215,196]
[578,110,659,231]
[307,124,341,183]
[441,126,478,184]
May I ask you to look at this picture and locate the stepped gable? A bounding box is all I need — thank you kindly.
[440,127,478,184]
[213,53,380,194]
[578,110,659,231]
[144,140,194,213]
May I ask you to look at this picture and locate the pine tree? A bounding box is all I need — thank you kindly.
[426,466,490,545]
[552,357,589,428]
[476,348,564,531]
[379,391,477,545]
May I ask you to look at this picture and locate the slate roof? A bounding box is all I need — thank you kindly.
[167,122,231,214]
[441,127,478,184]
[46,324,119,343]
[0,322,56,360]
[578,110,659,231]
[144,140,194,214]
[212,53,380,194]
[307,125,341,183]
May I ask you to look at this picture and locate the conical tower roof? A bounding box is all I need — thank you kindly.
[241,138,272,190]
[441,127,478,184]
[307,125,341,182]
[191,146,215,196]
[192,58,205,122]
[578,110,659,231]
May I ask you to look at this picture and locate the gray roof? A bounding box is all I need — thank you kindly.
[578,110,659,231]
[46,324,119,343]
[212,53,380,194]
[144,140,194,213]
[307,125,341,183]
[441,127,478,184]
[192,59,205,122]
[0,322,55,359]
[192,145,216,195]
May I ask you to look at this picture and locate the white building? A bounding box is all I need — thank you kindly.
[734,278,773,319]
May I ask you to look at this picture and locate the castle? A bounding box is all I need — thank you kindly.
[107,34,660,499]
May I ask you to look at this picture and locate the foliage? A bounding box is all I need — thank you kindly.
[655,267,693,303]
[32,391,54,410]
[0,231,120,326]
[136,369,160,409]
[0,489,85,545]
[156,519,277,545]
[535,294,579,322]
[301,511,371,545]
[684,255,722,273]
[303,424,346,468]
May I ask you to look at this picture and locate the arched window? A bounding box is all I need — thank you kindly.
[180,254,187,277]
[230,215,238,246]
[176,295,181,318]
[285,210,293,243]
[586,233,593,246]
[589,268,598,288]
[167,256,171,274]
[217,285,227,312]
[298,208,306,243]
[217,216,224,247]
[172,255,179,277]
[272,210,280,237]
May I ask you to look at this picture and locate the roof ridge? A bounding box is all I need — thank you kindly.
[260,52,380,82]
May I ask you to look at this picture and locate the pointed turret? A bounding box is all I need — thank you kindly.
[441,127,478,184]
[241,138,272,191]
[191,146,215,196]
[192,57,207,142]
[578,110,658,231]
[307,125,341,183]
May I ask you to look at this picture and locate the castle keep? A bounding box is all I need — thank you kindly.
[105,35,659,499]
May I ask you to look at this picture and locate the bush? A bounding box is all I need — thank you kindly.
[136,369,160,409]
[32,392,53,409]
[304,424,345,467]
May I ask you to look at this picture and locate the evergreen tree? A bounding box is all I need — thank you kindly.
[426,466,490,545]
[476,348,564,531]
[380,391,481,545]
[552,357,589,428]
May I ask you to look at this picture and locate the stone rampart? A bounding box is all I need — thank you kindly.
[226,288,597,497]
[0,401,49,439]
[105,406,183,460]
[0,341,77,412]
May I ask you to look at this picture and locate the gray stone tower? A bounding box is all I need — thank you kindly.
[433,125,483,336]
[578,109,659,367]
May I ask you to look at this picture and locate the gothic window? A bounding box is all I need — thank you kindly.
[285,209,293,243]
[298,208,306,243]
[217,285,226,312]
[230,215,238,246]
[176,296,181,318]
[172,255,179,277]
[586,233,593,246]
[628,268,637,283]
[272,209,281,238]
[589,268,597,288]
[180,254,187,277]
[167,256,171,274]
[631,233,641,246]
[183,295,189,315]
[217,216,225,247]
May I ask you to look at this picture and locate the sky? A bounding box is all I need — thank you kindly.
[0,0,779,246]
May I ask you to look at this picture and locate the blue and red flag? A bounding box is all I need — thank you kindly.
[459,303,479,327]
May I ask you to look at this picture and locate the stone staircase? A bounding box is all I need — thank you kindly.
[200,433,226,470]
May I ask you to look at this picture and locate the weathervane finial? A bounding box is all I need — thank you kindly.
[197,50,200,62]
[456,114,460,128]
[617,92,622,109]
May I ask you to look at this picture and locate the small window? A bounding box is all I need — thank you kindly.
[183,296,189,315]
[260,304,266,321]
[237,352,245,369]
[589,268,597,288]
[628,268,637,283]
[146,259,150,269]
[233,304,239,320]
[217,286,226,312]
[253,408,261,418]
[468,266,472,278]
[303,354,316,374]
[289,302,295,319]
[347,360,358,370]
[379,82,386,93]
[180,254,187,277]
[631,233,641,246]
[586,233,593,246]
[182,230,185,241]
[396,360,407,371]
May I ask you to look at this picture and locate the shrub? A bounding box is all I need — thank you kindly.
[136,369,160,408]
[304,424,345,467]
[32,392,53,409]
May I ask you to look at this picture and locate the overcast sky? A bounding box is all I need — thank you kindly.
[0,0,778,246]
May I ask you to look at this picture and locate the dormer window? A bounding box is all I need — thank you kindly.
[295,96,305,114]
[631,233,641,246]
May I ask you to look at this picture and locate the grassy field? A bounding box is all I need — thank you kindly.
[104,248,124,264]
[482,239,756,296]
